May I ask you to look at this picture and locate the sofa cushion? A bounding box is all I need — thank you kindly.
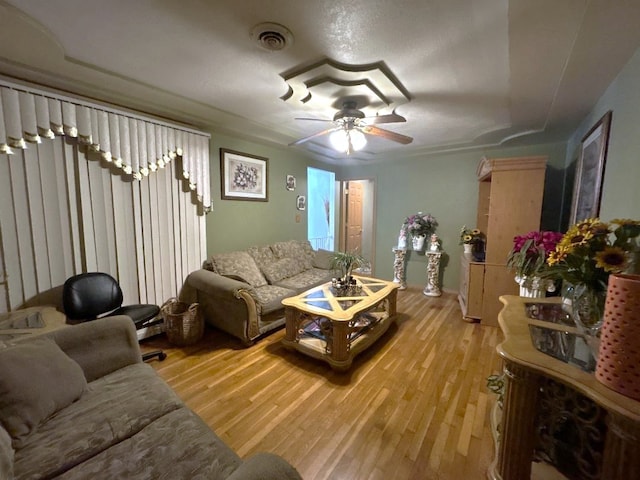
[271,240,314,270]
[13,363,184,480]
[211,251,267,287]
[0,337,87,448]
[53,408,242,480]
[249,285,295,314]
[274,268,334,293]
[260,257,305,284]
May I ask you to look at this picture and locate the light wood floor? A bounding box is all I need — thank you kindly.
[145,286,504,480]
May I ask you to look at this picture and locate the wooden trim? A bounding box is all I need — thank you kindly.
[476,155,547,180]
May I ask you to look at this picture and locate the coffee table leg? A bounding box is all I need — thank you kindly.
[284,307,300,342]
[329,320,352,370]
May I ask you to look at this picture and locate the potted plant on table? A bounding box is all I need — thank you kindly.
[459,226,484,258]
[506,230,563,298]
[330,250,367,293]
[404,212,437,250]
[540,218,640,335]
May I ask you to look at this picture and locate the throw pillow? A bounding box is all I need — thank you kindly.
[211,251,268,287]
[0,337,87,448]
[312,249,335,270]
[247,245,277,271]
[272,240,313,270]
[260,258,305,284]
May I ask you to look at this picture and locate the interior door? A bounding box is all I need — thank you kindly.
[345,181,363,253]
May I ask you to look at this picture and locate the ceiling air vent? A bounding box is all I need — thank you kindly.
[251,22,293,51]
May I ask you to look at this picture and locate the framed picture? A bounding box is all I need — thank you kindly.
[570,111,612,224]
[220,149,268,201]
[286,174,296,191]
[296,195,306,210]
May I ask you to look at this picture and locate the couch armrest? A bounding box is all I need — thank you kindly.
[182,269,260,344]
[183,269,252,298]
[47,315,142,382]
[226,453,302,480]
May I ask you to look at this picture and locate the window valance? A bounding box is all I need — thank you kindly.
[0,80,211,210]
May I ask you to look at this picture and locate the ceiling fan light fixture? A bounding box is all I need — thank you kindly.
[329,128,366,153]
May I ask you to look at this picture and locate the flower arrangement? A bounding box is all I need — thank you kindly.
[403,212,437,237]
[544,218,640,292]
[459,226,483,245]
[506,230,563,278]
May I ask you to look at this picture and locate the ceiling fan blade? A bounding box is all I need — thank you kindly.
[361,125,413,144]
[361,112,407,125]
[288,127,340,146]
[294,117,333,122]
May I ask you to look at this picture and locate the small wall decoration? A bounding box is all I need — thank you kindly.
[296,195,306,210]
[286,174,296,191]
[220,148,268,201]
[570,111,612,223]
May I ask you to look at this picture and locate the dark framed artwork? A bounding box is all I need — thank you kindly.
[296,195,306,210]
[570,111,612,224]
[220,149,268,201]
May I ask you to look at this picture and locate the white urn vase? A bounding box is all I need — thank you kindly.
[515,275,556,298]
[412,234,426,251]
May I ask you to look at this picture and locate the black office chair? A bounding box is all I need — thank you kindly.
[63,272,166,361]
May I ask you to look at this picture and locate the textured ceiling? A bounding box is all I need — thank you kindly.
[1,0,640,164]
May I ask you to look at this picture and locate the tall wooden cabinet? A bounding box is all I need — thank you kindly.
[458,156,547,326]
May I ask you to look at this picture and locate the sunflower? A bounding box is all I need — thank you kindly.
[463,234,472,243]
[595,246,628,273]
[540,217,640,293]
[547,247,568,266]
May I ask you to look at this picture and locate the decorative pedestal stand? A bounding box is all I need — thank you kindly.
[392,247,407,290]
[423,250,443,297]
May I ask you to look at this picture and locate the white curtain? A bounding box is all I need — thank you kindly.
[0,81,211,210]
[0,81,210,312]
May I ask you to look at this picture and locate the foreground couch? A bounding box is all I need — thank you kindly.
[0,316,302,480]
[182,240,335,345]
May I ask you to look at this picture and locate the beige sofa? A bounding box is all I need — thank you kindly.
[0,316,302,480]
[182,240,335,345]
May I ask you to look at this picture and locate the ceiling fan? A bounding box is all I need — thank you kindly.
[288,100,413,155]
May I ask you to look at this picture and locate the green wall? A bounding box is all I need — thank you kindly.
[207,132,330,254]
[205,136,567,292]
[338,142,568,291]
[565,45,640,223]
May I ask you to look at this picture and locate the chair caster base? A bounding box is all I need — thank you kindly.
[142,350,167,362]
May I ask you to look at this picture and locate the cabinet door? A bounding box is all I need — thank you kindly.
[485,169,545,264]
[459,255,484,321]
[481,263,518,326]
[467,262,485,319]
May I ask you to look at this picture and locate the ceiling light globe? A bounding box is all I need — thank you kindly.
[350,129,367,151]
[329,130,349,151]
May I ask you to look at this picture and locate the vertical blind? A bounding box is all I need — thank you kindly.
[0,80,210,312]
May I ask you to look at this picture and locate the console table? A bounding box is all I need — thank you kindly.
[491,295,640,480]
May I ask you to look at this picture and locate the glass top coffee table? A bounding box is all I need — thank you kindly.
[281,275,399,371]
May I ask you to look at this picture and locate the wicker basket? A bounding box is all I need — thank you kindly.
[161,298,203,346]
